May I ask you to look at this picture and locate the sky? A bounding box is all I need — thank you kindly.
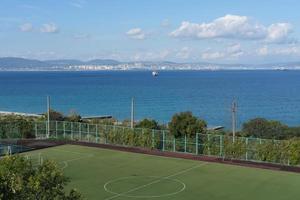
[1,0,300,64]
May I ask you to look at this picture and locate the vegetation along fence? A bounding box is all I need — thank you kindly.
[1,121,300,166]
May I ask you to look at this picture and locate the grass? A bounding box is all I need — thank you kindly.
[24,145,300,200]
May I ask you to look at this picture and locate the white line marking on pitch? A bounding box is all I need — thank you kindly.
[104,176,186,198]
[52,148,93,155]
[50,148,94,170]
[104,163,207,200]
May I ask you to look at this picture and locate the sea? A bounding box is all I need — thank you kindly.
[0,70,300,129]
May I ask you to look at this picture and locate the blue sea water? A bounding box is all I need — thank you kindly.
[0,70,300,128]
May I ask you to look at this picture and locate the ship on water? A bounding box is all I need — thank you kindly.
[152,71,159,76]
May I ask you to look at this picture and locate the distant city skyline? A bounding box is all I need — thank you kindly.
[1,0,300,64]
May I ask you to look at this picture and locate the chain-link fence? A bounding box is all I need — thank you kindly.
[1,120,300,166]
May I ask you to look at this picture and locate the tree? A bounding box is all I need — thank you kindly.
[45,109,65,121]
[242,118,288,139]
[169,111,207,138]
[0,156,82,200]
[0,115,35,138]
[242,118,289,139]
[65,110,81,122]
[136,119,160,130]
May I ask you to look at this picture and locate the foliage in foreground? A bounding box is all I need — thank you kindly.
[0,156,82,200]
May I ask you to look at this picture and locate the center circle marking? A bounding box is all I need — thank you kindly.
[104,176,186,198]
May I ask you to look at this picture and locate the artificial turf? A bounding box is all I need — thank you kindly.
[24,145,300,200]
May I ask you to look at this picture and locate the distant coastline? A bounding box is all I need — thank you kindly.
[1,57,300,71]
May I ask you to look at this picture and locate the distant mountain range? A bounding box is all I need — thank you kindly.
[0,57,121,68]
[0,57,300,71]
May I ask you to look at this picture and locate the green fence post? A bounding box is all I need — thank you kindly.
[63,121,66,138]
[173,137,176,152]
[88,124,90,142]
[246,138,248,160]
[35,123,38,138]
[79,123,81,141]
[45,121,47,139]
[162,131,165,151]
[55,121,58,139]
[208,134,211,156]
[184,135,187,153]
[219,135,223,157]
[196,133,199,155]
[152,130,155,148]
[96,124,98,143]
[71,122,73,140]
[104,125,107,144]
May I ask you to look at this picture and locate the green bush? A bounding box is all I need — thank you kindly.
[0,116,35,139]
[0,156,82,200]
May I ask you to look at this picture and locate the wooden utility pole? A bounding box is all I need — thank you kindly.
[131,97,135,128]
[232,100,237,142]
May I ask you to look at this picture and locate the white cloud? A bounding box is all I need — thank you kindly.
[176,47,192,59]
[257,46,269,56]
[70,0,86,8]
[201,43,244,60]
[40,23,59,33]
[201,51,225,60]
[19,23,33,32]
[256,45,300,56]
[132,50,170,61]
[227,43,244,57]
[126,28,146,40]
[170,15,294,43]
[274,46,299,55]
[266,23,293,43]
[159,50,170,59]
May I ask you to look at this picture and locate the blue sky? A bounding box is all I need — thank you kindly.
[1,0,300,63]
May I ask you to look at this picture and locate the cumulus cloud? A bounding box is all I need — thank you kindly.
[40,23,59,33]
[132,50,170,61]
[126,28,146,40]
[201,43,244,60]
[170,15,294,43]
[201,51,225,60]
[274,46,300,55]
[257,45,300,56]
[266,23,293,43]
[19,23,33,32]
[159,50,170,59]
[227,43,244,57]
[176,47,192,59]
[257,46,269,56]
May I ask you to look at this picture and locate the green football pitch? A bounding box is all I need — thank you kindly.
[24,145,300,200]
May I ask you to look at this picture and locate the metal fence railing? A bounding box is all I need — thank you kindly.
[1,121,300,166]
